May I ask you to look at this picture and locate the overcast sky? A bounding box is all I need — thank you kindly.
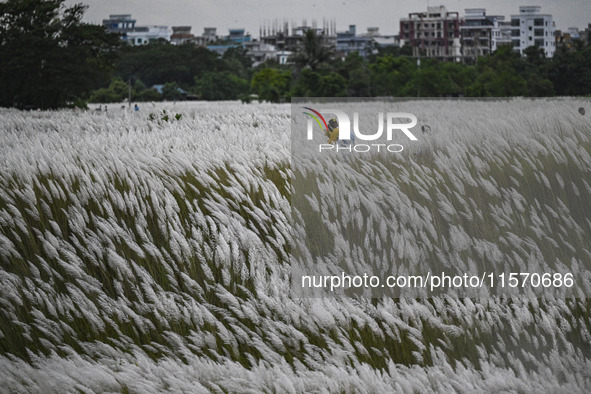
[66,0,590,37]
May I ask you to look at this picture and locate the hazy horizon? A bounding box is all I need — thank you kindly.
[65,0,590,38]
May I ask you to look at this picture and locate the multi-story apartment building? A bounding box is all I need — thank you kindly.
[494,21,514,51]
[126,26,172,46]
[260,20,336,53]
[510,6,555,57]
[102,14,136,34]
[102,14,138,43]
[336,25,374,58]
[399,6,462,61]
[244,41,281,67]
[103,14,171,45]
[581,24,591,46]
[170,26,195,46]
[555,27,582,52]
[460,9,510,62]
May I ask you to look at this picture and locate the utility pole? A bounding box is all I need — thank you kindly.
[417,58,421,98]
[128,78,131,108]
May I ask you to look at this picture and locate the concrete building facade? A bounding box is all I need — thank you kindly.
[399,5,462,61]
[102,14,138,43]
[460,9,510,62]
[336,25,374,58]
[170,26,194,45]
[510,6,555,57]
[127,26,172,46]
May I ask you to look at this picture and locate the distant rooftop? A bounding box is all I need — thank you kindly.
[107,14,133,20]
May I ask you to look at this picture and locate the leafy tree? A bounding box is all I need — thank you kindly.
[137,88,162,102]
[369,55,416,96]
[548,45,591,96]
[251,68,291,102]
[131,79,162,102]
[466,45,528,97]
[338,52,371,96]
[290,29,334,70]
[89,79,129,103]
[526,74,554,96]
[317,72,347,97]
[116,43,224,88]
[222,47,253,80]
[0,0,121,108]
[194,71,249,100]
[523,46,547,69]
[437,62,476,96]
[400,45,413,57]
[162,82,185,101]
[290,69,347,97]
[133,79,147,93]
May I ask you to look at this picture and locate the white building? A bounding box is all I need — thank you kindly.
[493,21,513,52]
[126,26,172,46]
[460,9,512,62]
[170,26,194,45]
[276,50,292,65]
[244,41,278,67]
[510,6,555,57]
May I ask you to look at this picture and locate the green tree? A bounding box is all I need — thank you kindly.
[222,47,253,80]
[0,0,121,108]
[116,43,224,88]
[317,72,347,97]
[437,62,476,96]
[89,79,129,103]
[466,45,528,97]
[369,55,416,96]
[162,82,185,101]
[338,52,371,96]
[194,71,249,100]
[291,69,347,97]
[137,88,162,102]
[548,45,591,96]
[290,29,334,70]
[251,68,291,102]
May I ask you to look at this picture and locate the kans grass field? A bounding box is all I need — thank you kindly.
[1,99,591,392]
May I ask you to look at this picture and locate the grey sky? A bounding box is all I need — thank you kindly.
[66,0,590,37]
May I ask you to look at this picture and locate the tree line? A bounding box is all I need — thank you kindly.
[88,30,591,104]
[1,0,590,109]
